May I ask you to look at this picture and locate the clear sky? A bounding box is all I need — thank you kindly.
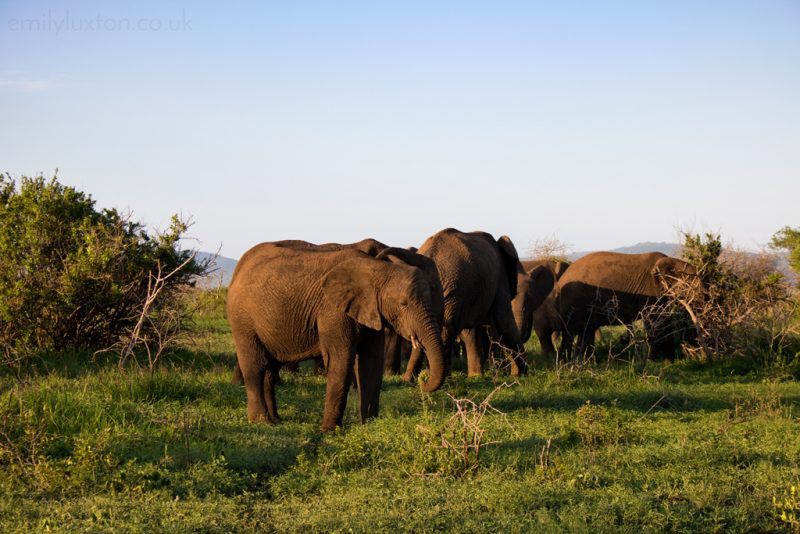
[1,1,798,259]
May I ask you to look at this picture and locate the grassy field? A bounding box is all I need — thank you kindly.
[1,290,800,533]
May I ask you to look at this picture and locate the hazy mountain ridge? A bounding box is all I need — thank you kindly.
[195,252,238,288]
[197,242,792,288]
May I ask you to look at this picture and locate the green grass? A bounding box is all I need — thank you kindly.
[2,300,800,532]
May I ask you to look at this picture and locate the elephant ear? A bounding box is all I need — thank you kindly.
[321,259,383,331]
[528,264,555,310]
[496,235,521,297]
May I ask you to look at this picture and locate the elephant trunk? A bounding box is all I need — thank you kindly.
[416,314,446,393]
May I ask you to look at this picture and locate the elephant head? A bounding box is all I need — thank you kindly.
[652,257,704,305]
[375,247,445,323]
[321,257,446,392]
[512,263,560,343]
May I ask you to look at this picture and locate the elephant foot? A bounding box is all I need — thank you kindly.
[248,413,278,424]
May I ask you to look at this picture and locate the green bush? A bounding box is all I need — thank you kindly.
[680,232,799,365]
[0,173,206,356]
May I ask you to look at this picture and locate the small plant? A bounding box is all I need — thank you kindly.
[416,382,515,476]
[484,329,527,385]
[773,484,800,530]
[538,436,554,471]
[574,401,629,460]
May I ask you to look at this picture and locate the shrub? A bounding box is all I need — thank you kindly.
[770,226,800,282]
[0,173,207,362]
[677,232,798,365]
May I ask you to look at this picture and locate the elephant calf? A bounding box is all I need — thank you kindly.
[227,244,446,431]
[519,259,570,355]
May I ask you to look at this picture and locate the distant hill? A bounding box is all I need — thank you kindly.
[195,252,238,288]
[196,242,794,288]
[197,243,684,288]
[567,242,681,261]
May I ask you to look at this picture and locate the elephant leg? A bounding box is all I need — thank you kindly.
[263,361,282,422]
[558,329,574,361]
[384,330,402,375]
[355,329,385,422]
[577,325,598,362]
[231,361,244,385]
[321,347,357,432]
[535,326,556,356]
[461,328,484,377]
[491,301,527,376]
[645,321,675,361]
[442,325,457,376]
[232,334,271,423]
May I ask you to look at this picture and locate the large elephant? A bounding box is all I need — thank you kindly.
[403,228,526,379]
[226,245,446,431]
[520,259,570,355]
[229,239,440,383]
[556,252,701,360]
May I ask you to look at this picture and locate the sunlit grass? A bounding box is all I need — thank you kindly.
[1,308,799,532]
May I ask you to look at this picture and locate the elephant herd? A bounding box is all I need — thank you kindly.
[226,228,702,431]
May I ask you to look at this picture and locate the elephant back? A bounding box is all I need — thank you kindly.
[558,251,667,298]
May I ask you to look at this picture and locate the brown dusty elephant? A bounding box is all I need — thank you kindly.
[230,238,390,384]
[376,247,443,375]
[556,252,701,360]
[519,259,570,355]
[229,239,440,383]
[226,244,446,431]
[403,228,526,379]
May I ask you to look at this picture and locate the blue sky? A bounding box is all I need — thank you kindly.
[1,1,798,258]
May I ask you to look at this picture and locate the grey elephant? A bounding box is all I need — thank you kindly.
[556,251,701,359]
[519,259,570,355]
[226,244,446,431]
[403,228,526,379]
[458,262,557,373]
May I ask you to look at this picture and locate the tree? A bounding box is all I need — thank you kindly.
[0,173,207,355]
[770,226,800,281]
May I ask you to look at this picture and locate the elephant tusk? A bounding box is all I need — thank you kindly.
[411,335,420,349]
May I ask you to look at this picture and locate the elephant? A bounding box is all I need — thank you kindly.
[519,259,571,355]
[376,247,443,375]
[459,262,558,373]
[555,251,701,360]
[230,238,391,384]
[226,244,447,431]
[229,240,441,383]
[403,228,527,379]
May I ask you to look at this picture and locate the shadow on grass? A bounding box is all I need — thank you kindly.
[0,347,238,384]
[494,389,733,414]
